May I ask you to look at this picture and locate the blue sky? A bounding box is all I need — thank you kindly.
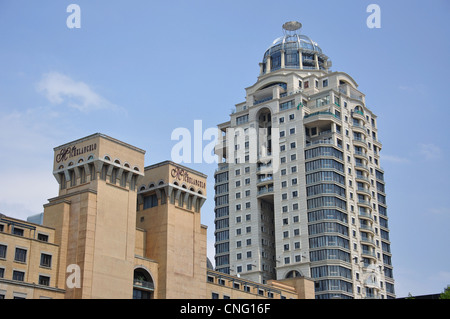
[0,0,449,298]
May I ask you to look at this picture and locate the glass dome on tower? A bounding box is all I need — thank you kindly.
[261,21,330,74]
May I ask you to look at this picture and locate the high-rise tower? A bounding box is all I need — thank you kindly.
[213,22,395,299]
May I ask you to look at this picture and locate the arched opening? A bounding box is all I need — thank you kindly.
[354,105,364,114]
[79,166,86,184]
[285,270,302,279]
[133,268,154,299]
[256,107,272,157]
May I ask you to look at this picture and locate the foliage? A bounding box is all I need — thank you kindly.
[439,285,450,299]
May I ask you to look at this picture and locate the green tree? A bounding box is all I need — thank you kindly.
[439,285,450,299]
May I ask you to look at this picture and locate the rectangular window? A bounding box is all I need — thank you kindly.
[40,253,52,268]
[334,96,340,106]
[12,228,24,236]
[236,115,249,125]
[39,275,50,286]
[37,233,49,242]
[14,248,27,263]
[12,270,25,281]
[143,194,158,209]
[0,245,6,259]
[316,95,330,107]
[280,100,295,111]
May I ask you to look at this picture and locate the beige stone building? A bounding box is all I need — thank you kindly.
[0,133,314,299]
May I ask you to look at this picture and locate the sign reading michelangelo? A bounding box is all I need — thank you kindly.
[56,143,97,163]
[171,167,206,189]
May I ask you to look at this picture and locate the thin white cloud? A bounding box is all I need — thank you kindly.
[428,207,450,217]
[398,84,426,95]
[380,154,410,164]
[419,143,442,161]
[36,72,121,112]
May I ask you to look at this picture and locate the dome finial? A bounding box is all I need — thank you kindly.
[282,21,302,35]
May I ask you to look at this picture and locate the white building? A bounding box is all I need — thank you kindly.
[213,22,395,299]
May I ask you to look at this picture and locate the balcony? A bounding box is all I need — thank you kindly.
[360,236,376,247]
[360,224,375,234]
[214,163,229,175]
[214,138,228,157]
[133,279,155,291]
[355,162,369,173]
[356,186,371,197]
[257,163,273,173]
[361,249,377,260]
[257,175,273,185]
[355,175,370,185]
[305,139,334,148]
[254,96,273,105]
[358,211,373,221]
[257,185,274,201]
[357,199,372,210]
[354,150,368,160]
[352,137,368,149]
[338,84,364,102]
[373,138,382,148]
[257,185,274,196]
[352,123,367,136]
[303,111,341,127]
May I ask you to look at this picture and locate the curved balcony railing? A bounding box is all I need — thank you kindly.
[257,186,274,196]
[133,279,155,291]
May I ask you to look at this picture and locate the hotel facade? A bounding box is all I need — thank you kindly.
[213,22,395,299]
[0,133,313,299]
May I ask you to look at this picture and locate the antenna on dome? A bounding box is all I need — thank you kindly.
[282,21,302,36]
